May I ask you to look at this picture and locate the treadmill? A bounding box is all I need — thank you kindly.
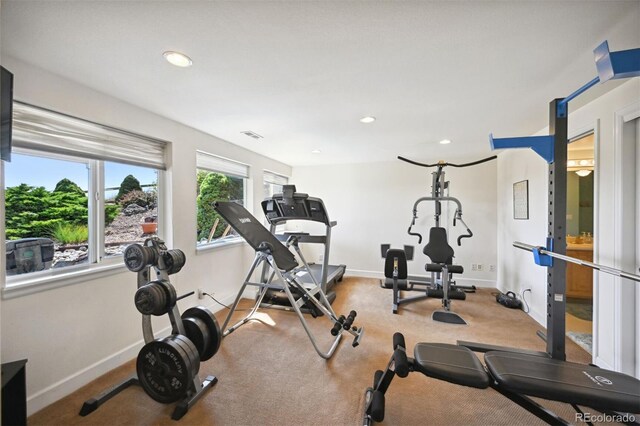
[260,185,346,310]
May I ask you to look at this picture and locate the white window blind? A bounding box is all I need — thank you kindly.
[196,151,249,178]
[12,102,167,170]
[264,170,288,186]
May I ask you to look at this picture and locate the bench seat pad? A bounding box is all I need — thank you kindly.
[413,343,490,389]
[381,278,409,290]
[485,351,640,413]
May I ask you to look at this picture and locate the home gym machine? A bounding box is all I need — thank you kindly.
[214,201,363,359]
[261,185,346,312]
[364,40,640,425]
[380,156,495,322]
[80,237,221,421]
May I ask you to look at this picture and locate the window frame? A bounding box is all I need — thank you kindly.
[195,152,250,251]
[0,101,169,299]
[2,148,165,298]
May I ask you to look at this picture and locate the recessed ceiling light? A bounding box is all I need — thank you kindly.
[163,51,193,67]
[439,139,452,145]
[311,149,322,154]
[360,116,376,123]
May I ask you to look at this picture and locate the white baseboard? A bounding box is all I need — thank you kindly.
[26,326,169,416]
[345,268,497,288]
[26,292,242,416]
[528,306,546,328]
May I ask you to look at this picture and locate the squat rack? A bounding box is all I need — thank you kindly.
[490,41,640,360]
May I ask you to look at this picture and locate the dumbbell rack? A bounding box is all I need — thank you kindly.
[79,238,217,421]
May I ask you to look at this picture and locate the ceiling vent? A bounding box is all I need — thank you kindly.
[241,131,263,140]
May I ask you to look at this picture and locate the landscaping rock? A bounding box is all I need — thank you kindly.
[122,203,146,216]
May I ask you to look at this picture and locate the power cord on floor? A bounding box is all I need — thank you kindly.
[521,288,531,313]
[203,292,272,311]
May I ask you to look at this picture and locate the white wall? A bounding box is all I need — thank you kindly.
[0,56,291,414]
[291,158,498,286]
[497,78,640,371]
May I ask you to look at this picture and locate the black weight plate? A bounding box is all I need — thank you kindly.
[134,283,166,316]
[154,279,177,313]
[182,317,211,361]
[182,306,221,361]
[136,338,191,403]
[173,334,200,375]
[168,336,195,381]
[124,244,156,272]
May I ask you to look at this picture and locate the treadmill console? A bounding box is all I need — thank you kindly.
[262,185,330,225]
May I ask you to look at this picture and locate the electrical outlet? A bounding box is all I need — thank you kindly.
[471,264,477,271]
[319,254,324,263]
[477,264,484,271]
[489,264,496,272]
[197,288,205,299]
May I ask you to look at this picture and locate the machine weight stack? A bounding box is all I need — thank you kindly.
[79,237,221,421]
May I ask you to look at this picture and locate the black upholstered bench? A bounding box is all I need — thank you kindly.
[364,334,640,425]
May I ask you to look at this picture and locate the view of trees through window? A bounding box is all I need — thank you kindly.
[4,152,159,276]
[196,169,244,245]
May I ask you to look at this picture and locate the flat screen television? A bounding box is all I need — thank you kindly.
[1,66,14,162]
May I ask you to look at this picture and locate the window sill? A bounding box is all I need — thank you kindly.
[196,237,246,254]
[3,260,128,300]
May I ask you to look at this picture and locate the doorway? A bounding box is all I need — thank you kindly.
[565,132,595,354]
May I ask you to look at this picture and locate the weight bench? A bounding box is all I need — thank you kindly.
[214,201,364,359]
[363,333,640,425]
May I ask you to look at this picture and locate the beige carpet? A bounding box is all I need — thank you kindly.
[29,277,605,425]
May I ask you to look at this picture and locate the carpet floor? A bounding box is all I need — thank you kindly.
[29,277,610,425]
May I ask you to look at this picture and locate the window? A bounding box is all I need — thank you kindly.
[263,170,288,199]
[3,102,166,288]
[196,151,248,247]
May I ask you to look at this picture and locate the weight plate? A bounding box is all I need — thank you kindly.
[182,317,211,361]
[167,336,195,381]
[173,334,200,375]
[134,283,167,316]
[182,306,222,361]
[136,337,192,403]
[162,249,186,275]
[124,244,156,272]
[154,279,177,313]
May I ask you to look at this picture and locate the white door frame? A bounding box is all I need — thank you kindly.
[568,122,599,364]
[612,101,640,375]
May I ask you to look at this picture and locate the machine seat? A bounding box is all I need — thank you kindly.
[381,279,410,290]
[484,351,640,414]
[413,343,490,389]
[425,263,464,274]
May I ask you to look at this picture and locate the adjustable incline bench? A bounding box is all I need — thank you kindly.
[363,333,640,425]
[214,201,364,359]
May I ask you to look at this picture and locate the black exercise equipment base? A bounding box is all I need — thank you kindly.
[79,373,217,421]
[261,289,336,314]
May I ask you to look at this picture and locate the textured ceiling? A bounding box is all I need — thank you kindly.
[1,1,639,166]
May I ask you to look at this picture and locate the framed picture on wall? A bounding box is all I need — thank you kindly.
[513,180,529,220]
